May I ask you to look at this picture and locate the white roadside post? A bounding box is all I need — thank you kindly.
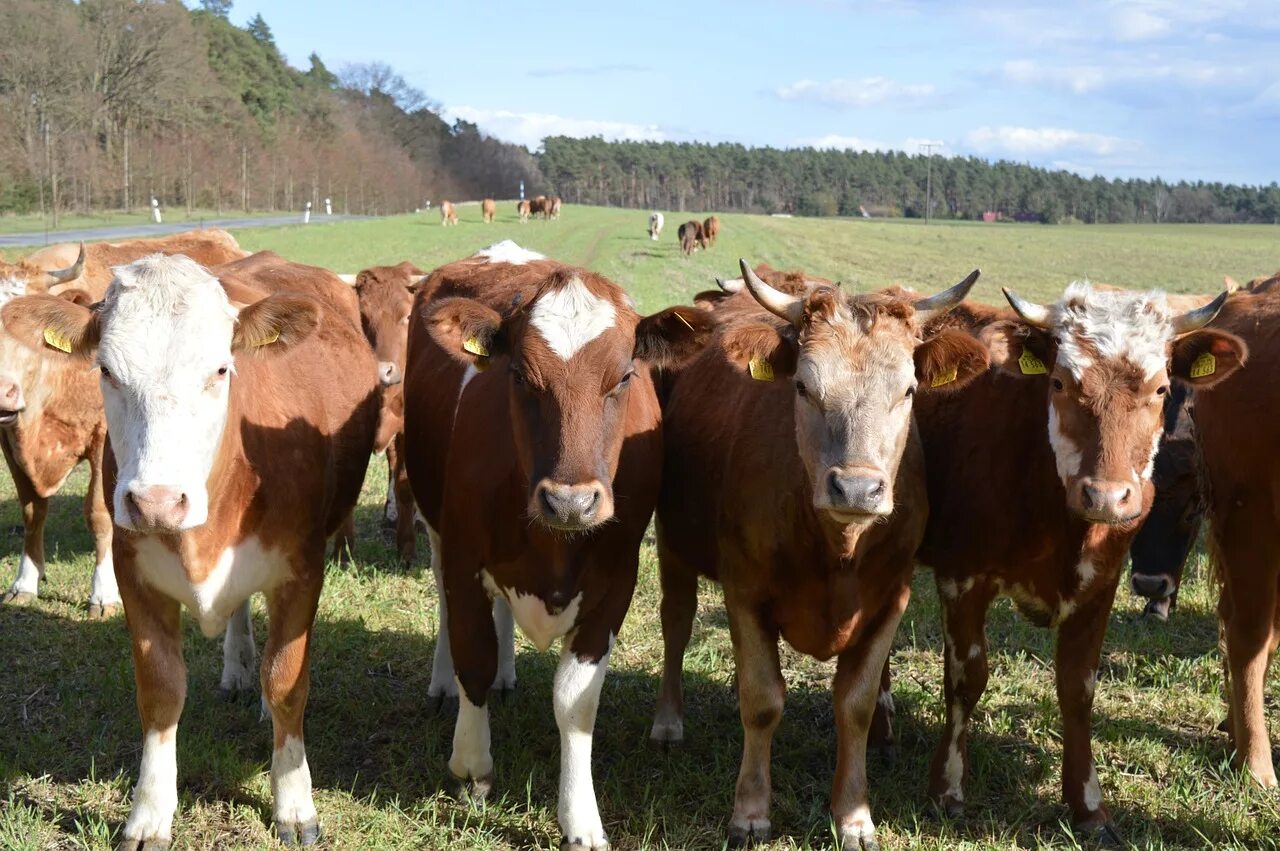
[303,201,312,224]
[151,197,162,224]
[325,197,332,216]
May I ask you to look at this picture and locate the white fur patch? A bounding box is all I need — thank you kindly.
[0,276,27,307]
[474,240,545,266]
[528,276,616,361]
[1047,403,1083,483]
[1142,426,1162,480]
[271,735,317,827]
[121,727,178,844]
[426,526,457,699]
[449,682,493,781]
[1076,558,1098,587]
[553,638,612,847]
[1051,282,1173,381]
[221,599,257,692]
[481,569,581,652]
[89,550,120,609]
[1083,765,1103,811]
[9,552,41,595]
[942,706,965,800]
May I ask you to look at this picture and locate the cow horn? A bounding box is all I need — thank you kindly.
[1002,287,1052,329]
[914,269,980,323]
[336,273,359,285]
[716,276,744,293]
[1171,289,1228,335]
[1223,275,1240,293]
[740,258,803,324]
[47,242,85,283]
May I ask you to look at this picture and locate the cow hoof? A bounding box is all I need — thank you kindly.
[561,835,609,850]
[115,841,170,851]
[489,684,515,703]
[454,773,493,804]
[838,828,880,851]
[427,693,459,716]
[1077,822,1122,848]
[727,819,770,847]
[88,601,121,619]
[648,719,685,747]
[932,794,964,818]
[2,590,36,606]
[276,817,321,846]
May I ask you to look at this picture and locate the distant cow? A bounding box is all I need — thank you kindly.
[702,215,720,246]
[1,252,380,847]
[651,261,985,848]
[481,198,496,224]
[517,199,532,223]
[402,240,714,849]
[678,220,705,256]
[440,201,458,226]
[529,195,548,219]
[0,231,248,616]
[648,212,664,240]
[548,196,562,220]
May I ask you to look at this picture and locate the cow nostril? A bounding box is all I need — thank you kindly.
[1120,486,1133,505]
[869,479,886,500]
[1082,486,1096,509]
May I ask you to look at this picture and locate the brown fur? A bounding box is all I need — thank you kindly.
[481,198,497,223]
[439,200,458,226]
[702,215,720,246]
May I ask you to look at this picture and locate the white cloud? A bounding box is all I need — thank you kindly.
[775,76,935,108]
[966,126,1136,157]
[1001,58,1253,96]
[796,134,887,151]
[441,106,667,149]
[1111,7,1171,41]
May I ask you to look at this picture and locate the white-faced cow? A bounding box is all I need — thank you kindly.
[402,241,714,849]
[2,252,380,848]
[648,212,664,241]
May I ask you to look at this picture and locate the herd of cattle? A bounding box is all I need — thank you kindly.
[436,196,563,227]
[647,212,723,256]
[0,228,1277,850]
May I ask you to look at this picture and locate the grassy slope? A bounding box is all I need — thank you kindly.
[0,209,293,239]
[1,207,1278,850]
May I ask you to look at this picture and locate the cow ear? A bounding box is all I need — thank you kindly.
[424,296,506,367]
[692,289,730,310]
[634,306,717,368]
[980,320,1056,378]
[1170,329,1247,388]
[1,294,100,359]
[55,287,95,307]
[232,294,321,355]
[915,329,990,393]
[719,321,798,380]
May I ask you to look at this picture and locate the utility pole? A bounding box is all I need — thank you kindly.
[920,142,939,224]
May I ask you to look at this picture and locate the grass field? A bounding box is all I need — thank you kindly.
[0,209,298,238]
[2,207,1279,850]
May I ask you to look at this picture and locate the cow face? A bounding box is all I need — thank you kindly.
[425,267,714,533]
[0,254,320,533]
[720,261,987,525]
[988,283,1245,525]
[355,263,423,387]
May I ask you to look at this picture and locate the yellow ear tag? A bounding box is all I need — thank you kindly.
[253,329,280,348]
[748,356,774,381]
[1190,351,1216,379]
[1018,350,1048,375]
[43,327,73,354]
[931,365,958,388]
[462,336,490,358]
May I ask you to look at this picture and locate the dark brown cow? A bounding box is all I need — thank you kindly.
[530,195,549,219]
[402,241,713,849]
[517,199,532,223]
[678,220,705,256]
[702,215,720,246]
[2,252,380,848]
[0,231,248,615]
[651,261,986,848]
[481,198,497,223]
[1189,286,1280,790]
[913,283,1239,841]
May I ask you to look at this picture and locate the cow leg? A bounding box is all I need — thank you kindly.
[650,539,698,745]
[867,657,896,764]
[555,630,613,851]
[219,599,257,697]
[493,597,517,694]
[3,460,46,605]
[446,572,499,799]
[389,435,417,563]
[927,579,995,816]
[1055,587,1120,838]
[329,511,355,566]
[426,526,459,705]
[262,570,324,846]
[85,433,120,617]
[117,580,185,851]
[725,598,784,846]
[832,586,910,851]
[382,452,398,526]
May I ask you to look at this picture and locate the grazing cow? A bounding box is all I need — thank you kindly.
[0,231,248,615]
[351,261,425,562]
[702,215,720,246]
[678,220,705,256]
[481,198,497,224]
[1,252,380,847]
[517,199,532,223]
[912,283,1237,841]
[402,240,714,849]
[1188,286,1280,790]
[440,201,458,226]
[651,261,986,848]
[549,196,563,220]
[530,195,548,219]
[648,212,664,241]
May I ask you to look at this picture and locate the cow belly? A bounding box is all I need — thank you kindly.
[481,570,581,652]
[135,536,286,637]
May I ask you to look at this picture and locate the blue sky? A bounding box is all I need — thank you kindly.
[227,0,1279,185]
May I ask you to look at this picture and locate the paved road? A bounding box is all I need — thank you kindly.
[0,214,371,248]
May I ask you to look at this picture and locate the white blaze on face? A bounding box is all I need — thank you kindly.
[529,276,617,361]
[1051,282,1174,382]
[97,255,237,530]
[474,240,546,266]
[1047,403,1083,485]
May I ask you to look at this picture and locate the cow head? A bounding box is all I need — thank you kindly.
[719,259,988,525]
[1,254,320,533]
[425,266,715,532]
[987,283,1245,524]
[353,262,424,387]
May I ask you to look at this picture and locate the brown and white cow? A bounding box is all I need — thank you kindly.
[402,241,713,849]
[912,283,1238,842]
[2,252,380,847]
[702,215,720,246]
[651,261,986,848]
[0,231,248,614]
[517,199,532,223]
[481,198,497,224]
[440,201,458,226]
[648,212,664,241]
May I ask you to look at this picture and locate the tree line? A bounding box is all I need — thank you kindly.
[0,0,544,225]
[536,137,1280,225]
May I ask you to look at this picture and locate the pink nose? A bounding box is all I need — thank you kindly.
[378,361,402,386]
[1077,479,1138,524]
[0,376,23,413]
[125,485,190,530]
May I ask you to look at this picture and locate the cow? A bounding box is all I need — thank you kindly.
[0,231,248,615]
[440,201,458,226]
[702,215,720,246]
[549,196,562,220]
[401,240,714,849]
[648,212,664,241]
[530,195,548,219]
[517,199,532,223]
[1,251,381,848]
[481,198,497,224]
[650,260,986,848]
[350,261,425,562]
[911,283,1237,843]
[678,220,705,256]
[1187,285,1280,791]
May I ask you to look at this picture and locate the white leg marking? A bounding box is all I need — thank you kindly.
[493,597,517,691]
[9,552,41,596]
[88,550,120,608]
[271,735,318,827]
[554,638,612,847]
[426,526,458,699]
[220,599,257,692]
[449,681,493,781]
[1083,765,1102,812]
[942,700,966,800]
[122,727,178,844]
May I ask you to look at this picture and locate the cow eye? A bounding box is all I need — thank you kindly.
[509,365,526,386]
[1052,378,1064,392]
[99,365,110,379]
[613,370,635,393]
[795,380,808,398]
[1156,384,1169,396]
[905,384,916,400]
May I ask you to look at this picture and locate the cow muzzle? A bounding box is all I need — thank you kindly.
[822,467,892,520]
[377,361,403,387]
[0,376,24,425]
[1075,478,1140,524]
[1130,572,1175,601]
[532,479,613,532]
[123,484,191,532]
